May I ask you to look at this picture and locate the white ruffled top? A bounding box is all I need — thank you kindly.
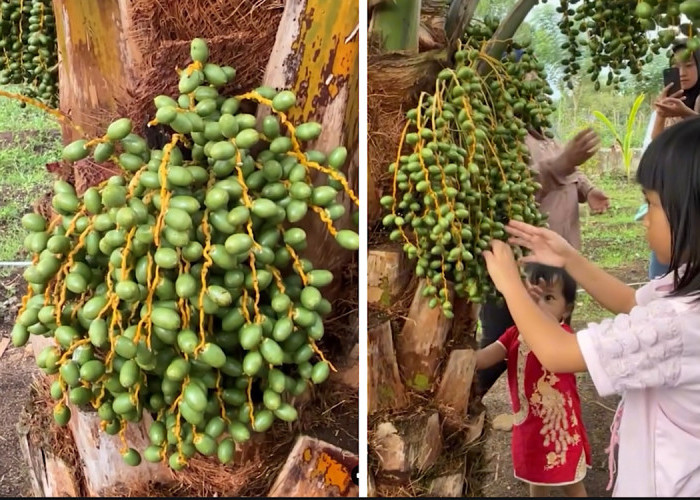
[577,270,700,497]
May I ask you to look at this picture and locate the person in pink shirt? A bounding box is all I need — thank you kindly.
[482,117,700,496]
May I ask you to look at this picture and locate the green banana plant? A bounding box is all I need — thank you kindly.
[592,93,646,181]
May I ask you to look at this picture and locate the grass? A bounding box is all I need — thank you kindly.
[0,85,61,131]
[572,171,649,329]
[0,85,62,265]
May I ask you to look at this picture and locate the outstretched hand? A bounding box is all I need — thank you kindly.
[505,220,577,268]
[484,222,580,295]
[483,240,551,300]
[482,240,523,295]
[525,278,545,303]
[656,97,694,118]
[561,128,600,167]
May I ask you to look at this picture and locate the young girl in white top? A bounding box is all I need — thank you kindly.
[482,117,700,497]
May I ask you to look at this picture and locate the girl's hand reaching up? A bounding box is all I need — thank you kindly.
[483,240,523,295]
[505,220,577,268]
[483,240,547,300]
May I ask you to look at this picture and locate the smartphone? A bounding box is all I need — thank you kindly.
[663,67,681,96]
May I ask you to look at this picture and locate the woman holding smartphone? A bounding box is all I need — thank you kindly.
[644,40,700,279]
[652,41,700,138]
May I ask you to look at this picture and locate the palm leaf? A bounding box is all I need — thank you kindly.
[592,110,622,146]
[623,94,645,156]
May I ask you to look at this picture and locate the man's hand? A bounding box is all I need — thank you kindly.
[587,188,610,214]
[561,128,600,167]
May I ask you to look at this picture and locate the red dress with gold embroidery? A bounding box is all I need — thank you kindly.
[497,324,592,486]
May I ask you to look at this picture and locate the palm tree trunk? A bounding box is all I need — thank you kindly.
[260,0,360,303]
[370,0,422,53]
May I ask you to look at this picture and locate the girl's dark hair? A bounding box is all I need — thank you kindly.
[524,263,577,306]
[636,117,700,299]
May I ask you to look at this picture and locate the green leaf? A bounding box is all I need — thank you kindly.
[623,94,646,154]
[620,94,646,180]
[592,110,622,146]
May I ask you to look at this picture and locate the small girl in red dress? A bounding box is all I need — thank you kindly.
[477,263,591,497]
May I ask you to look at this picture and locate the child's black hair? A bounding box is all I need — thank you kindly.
[636,117,700,299]
[524,263,577,306]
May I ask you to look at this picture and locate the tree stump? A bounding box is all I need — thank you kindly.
[405,412,442,473]
[27,335,173,496]
[372,422,410,485]
[435,349,477,423]
[429,473,465,497]
[465,410,487,445]
[29,333,53,361]
[395,279,454,391]
[267,435,359,497]
[367,247,410,307]
[233,434,265,465]
[451,299,481,348]
[368,322,407,413]
[330,343,359,390]
[67,407,172,496]
[17,420,80,497]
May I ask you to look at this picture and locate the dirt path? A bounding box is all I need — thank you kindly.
[0,270,35,497]
[0,340,37,497]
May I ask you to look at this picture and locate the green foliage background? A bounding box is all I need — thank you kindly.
[475,0,668,149]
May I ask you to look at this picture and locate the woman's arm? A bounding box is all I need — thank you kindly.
[650,84,675,139]
[476,342,507,370]
[651,112,667,140]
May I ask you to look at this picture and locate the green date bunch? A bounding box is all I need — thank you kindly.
[0,0,57,106]
[556,0,700,89]
[381,19,551,314]
[11,38,359,470]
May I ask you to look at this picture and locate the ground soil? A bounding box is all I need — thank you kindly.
[0,271,37,497]
[0,346,37,498]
